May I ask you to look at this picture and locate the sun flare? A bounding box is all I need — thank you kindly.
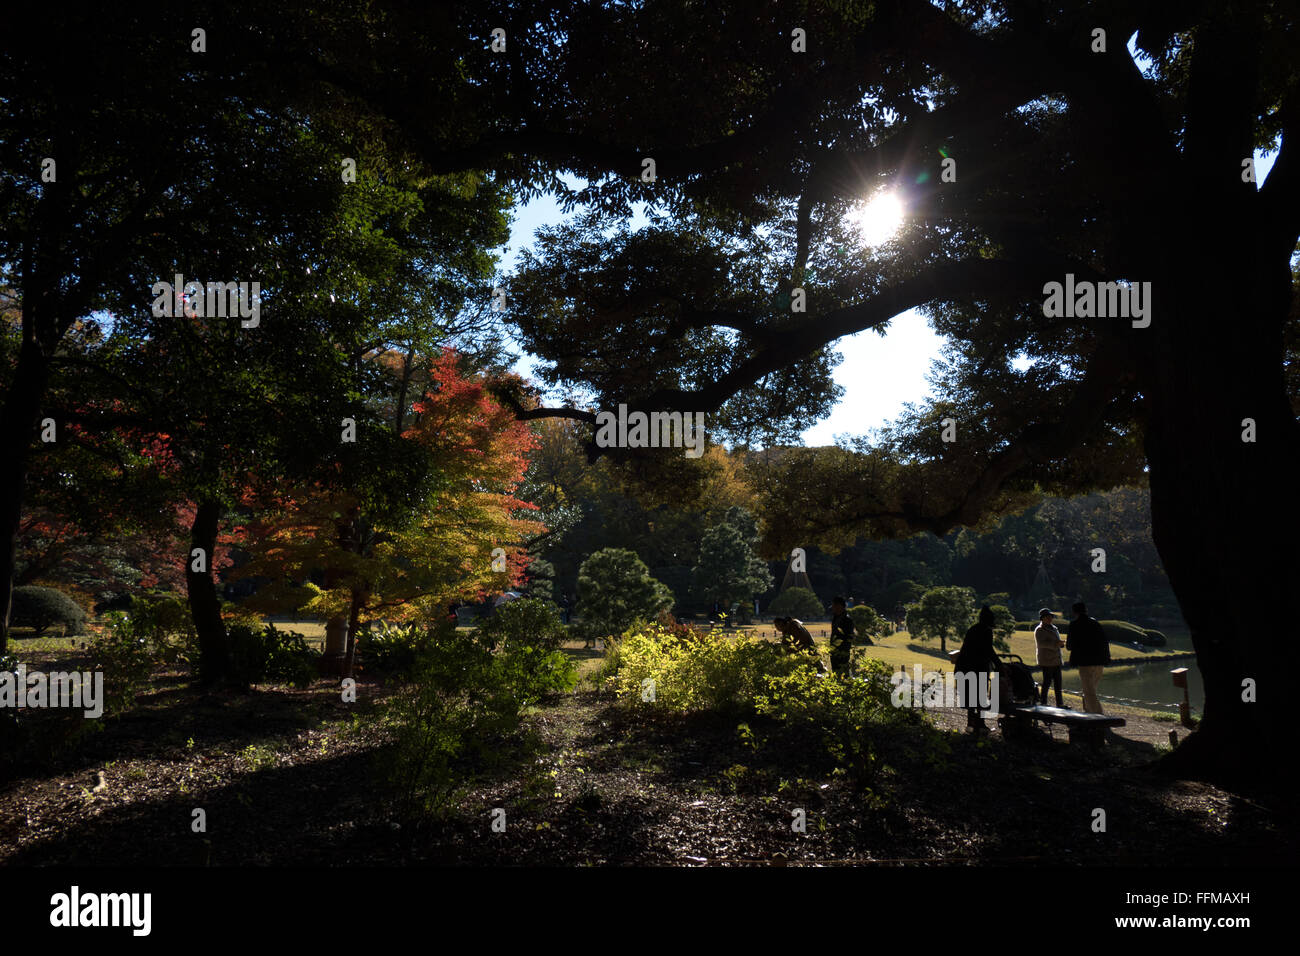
[852,191,905,246]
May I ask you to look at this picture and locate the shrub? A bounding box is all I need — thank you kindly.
[607,622,804,713]
[227,624,318,688]
[475,598,568,653]
[378,625,568,817]
[1098,620,1150,645]
[118,593,198,667]
[361,621,430,678]
[11,586,87,636]
[91,624,158,715]
[766,586,824,621]
[755,658,919,791]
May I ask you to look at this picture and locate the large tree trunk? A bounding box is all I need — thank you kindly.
[0,341,51,656]
[1142,235,1298,791]
[187,498,234,688]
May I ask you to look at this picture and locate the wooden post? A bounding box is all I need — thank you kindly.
[1170,667,1193,729]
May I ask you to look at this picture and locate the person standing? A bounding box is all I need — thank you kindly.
[1067,602,1110,714]
[829,596,856,674]
[955,605,1001,732]
[1034,608,1066,707]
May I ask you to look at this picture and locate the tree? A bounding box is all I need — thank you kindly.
[906,586,977,655]
[692,506,772,612]
[988,604,1016,653]
[576,548,674,639]
[235,351,542,675]
[848,603,890,643]
[767,586,825,621]
[318,0,1299,785]
[0,3,355,653]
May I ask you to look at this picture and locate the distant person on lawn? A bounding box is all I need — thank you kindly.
[829,596,856,674]
[1067,602,1110,713]
[955,605,1001,732]
[1034,608,1066,707]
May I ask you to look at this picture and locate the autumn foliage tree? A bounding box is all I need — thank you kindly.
[236,350,542,670]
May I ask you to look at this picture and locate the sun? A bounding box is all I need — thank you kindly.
[851,190,905,246]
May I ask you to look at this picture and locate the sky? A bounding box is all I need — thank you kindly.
[498,84,1282,449]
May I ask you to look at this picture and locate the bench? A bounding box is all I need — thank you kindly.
[998,704,1126,746]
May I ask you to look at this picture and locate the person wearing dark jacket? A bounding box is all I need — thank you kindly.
[829,596,856,674]
[955,605,1001,732]
[1066,602,1109,713]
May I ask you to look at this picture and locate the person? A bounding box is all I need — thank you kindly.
[774,616,825,672]
[829,596,856,674]
[1066,602,1109,714]
[1034,607,1066,708]
[954,605,1001,732]
[559,591,572,625]
[773,616,815,653]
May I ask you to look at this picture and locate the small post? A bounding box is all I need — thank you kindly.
[1168,729,1178,748]
[1171,668,1193,729]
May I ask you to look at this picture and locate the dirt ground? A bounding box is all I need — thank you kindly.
[1,654,1291,867]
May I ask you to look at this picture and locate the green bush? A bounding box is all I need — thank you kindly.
[766,586,824,621]
[227,624,318,688]
[11,586,87,636]
[91,625,158,715]
[116,593,198,666]
[381,635,520,816]
[475,598,568,653]
[378,623,573,817]
[361,621,431,677]
[1098,620,1149,645]
[755,658,919,792]
[606,622,804,713]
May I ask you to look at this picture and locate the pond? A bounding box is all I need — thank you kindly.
[1061,659,1201,714]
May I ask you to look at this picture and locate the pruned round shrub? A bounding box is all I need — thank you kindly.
[11,586,87,636]
[766,587,824,621]
[475,597,567,653]
[1098,619,1150,645]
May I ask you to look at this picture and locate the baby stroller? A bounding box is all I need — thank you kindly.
[997,654,1039,707]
